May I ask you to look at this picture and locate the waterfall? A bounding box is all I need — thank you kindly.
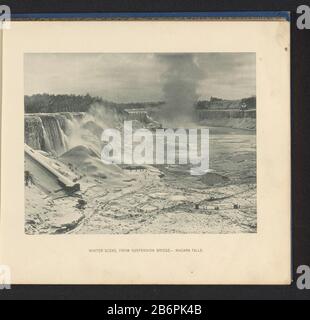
[24,113,84,155]
[24,116,46,151]
[40,115,67,155]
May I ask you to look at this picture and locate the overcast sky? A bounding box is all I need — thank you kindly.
[24,53,255,102]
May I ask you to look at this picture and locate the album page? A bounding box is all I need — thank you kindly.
[0,20,290,284]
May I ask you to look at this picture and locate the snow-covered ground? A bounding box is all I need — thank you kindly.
[25,126,256,234]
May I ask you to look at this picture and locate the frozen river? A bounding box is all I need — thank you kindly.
[25,126,257,234]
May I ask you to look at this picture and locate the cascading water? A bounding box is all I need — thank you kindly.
[24,113,84,155]
[25,106,123,156]
[40,115,67,154]
[25,116,47,151]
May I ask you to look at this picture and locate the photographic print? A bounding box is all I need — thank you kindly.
[0,19,290,285]
[24,53,256,235]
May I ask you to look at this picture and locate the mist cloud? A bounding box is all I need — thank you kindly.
[157,54,204,124]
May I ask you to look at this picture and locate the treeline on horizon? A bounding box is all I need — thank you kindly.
[24,94,164,114]
[196,96,256,110]
[24,93,256,114]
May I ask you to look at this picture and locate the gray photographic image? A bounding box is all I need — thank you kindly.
[24,53,256,235]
